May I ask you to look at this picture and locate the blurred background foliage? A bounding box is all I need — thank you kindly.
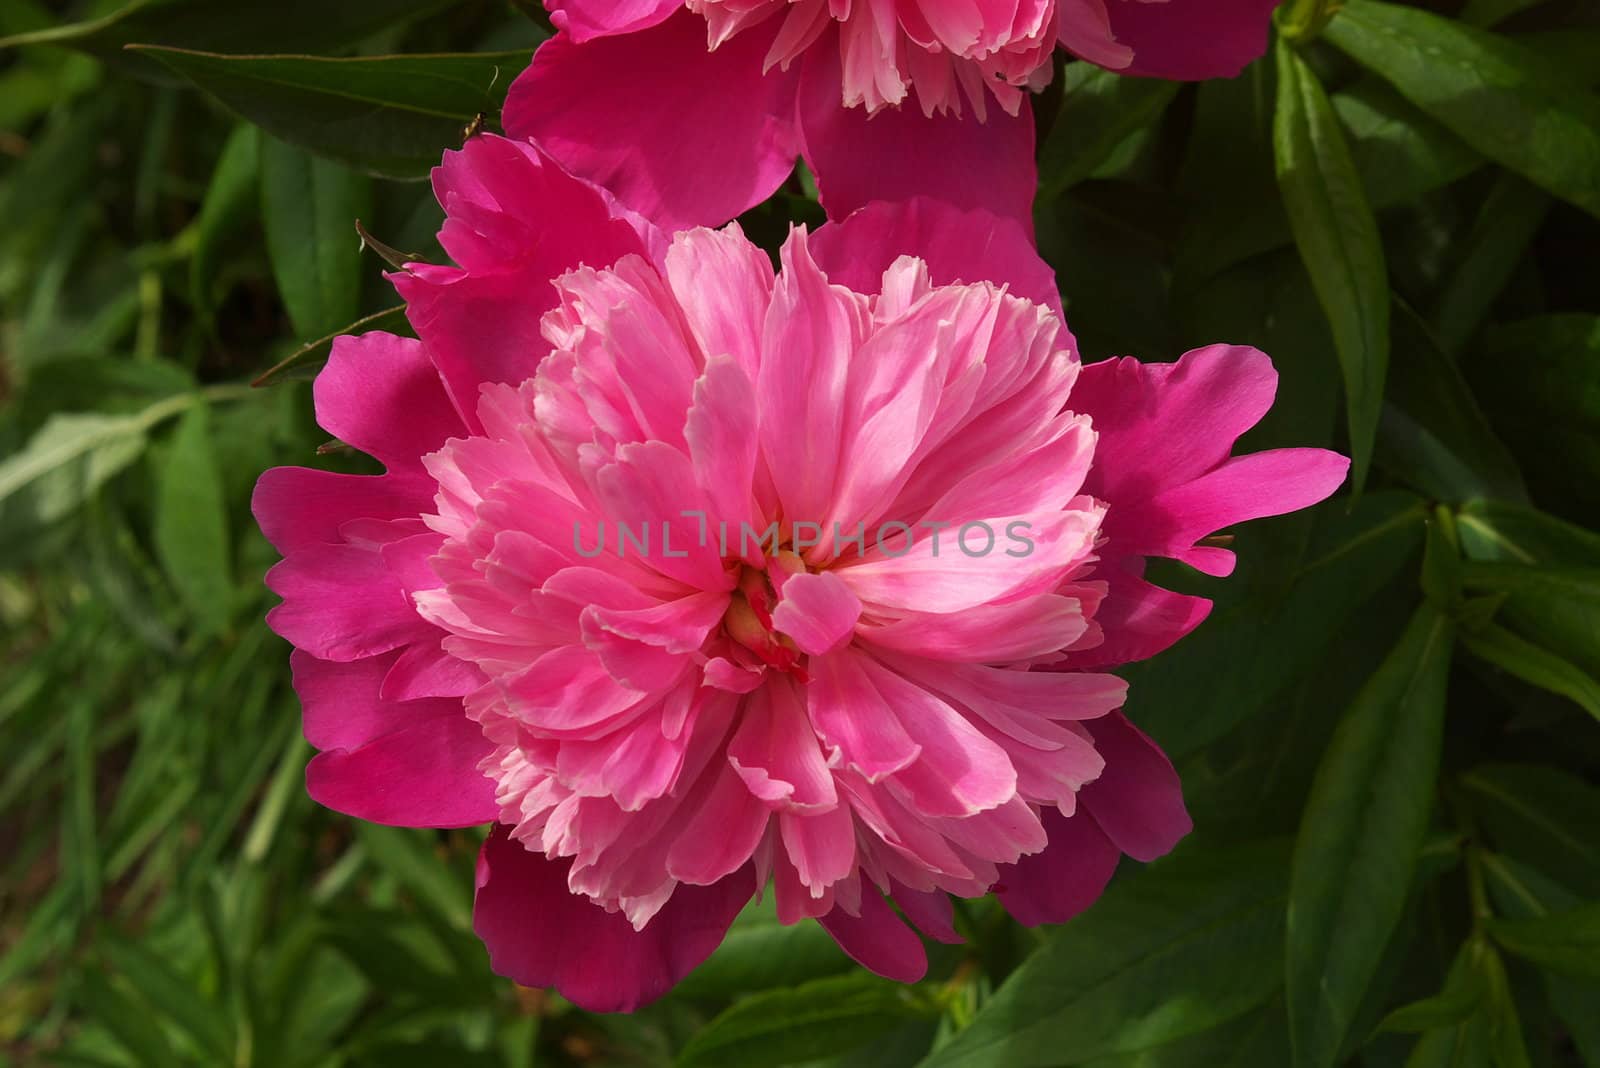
[1,0,1597,1065]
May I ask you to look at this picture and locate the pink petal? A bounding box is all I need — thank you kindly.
[474,827,754,1012]
[1079,712,1191,862]
[380,640,482,702]
[797,47,1037,231]
[817,889,928,983]
[666,226,776,383]
[666,760,771,884]
[893,885,962,944]
[292,649,462,752]
[252,468,431,554]
[811,197,1062,319]
[313,332,464,472]
[727,680,839,811]
[504,11,801,230]
[547,0,679,41]
[771,571,861,655]
[306,711,496,828]
[392,136,654,428]
[861,594,1092,663]
[1107,0,1279,80]
[265,544,432,662]
[685,356,763,537]
[1055,0,1133,70]
[996,805,1121,925]
[779,803,857,893]
[808,649,923,781]
[1068,562,1214,668]
[869,662,1017,818]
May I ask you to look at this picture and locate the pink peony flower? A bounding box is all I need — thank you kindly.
[253,135,1347,1012]
[503,0,1280,230]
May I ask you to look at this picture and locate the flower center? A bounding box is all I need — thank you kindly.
[721,552,810,681]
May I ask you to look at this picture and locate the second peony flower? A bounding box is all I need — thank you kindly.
[253,134,1348,1013]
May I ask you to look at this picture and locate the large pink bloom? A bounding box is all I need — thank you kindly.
[505,0,1280,230]
[253,135,1347,1012]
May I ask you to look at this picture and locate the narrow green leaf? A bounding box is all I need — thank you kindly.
[1456,500,1600,567]
[1462,764,1600,900]
[1377,977,1484,1035]
[100,934,233,1062]
[679,973,931,1068]
[1460,562,1600,678]
[1488,905,1600,980]
[1038,66,1179,200]
[354,825,473,932]
[1325,0,1600,219]
[0,410,150,556]
[190,124,260,320]
[1286,602,1456,1068]
[153,401,232,634]
[1274,37,1389,490]
[1463,623,1600,722]
[921,842,1291,1068]
[260,135,370,338]
[75,971,178,1066]
[1434,174,1550,355]
[136,47,523,178]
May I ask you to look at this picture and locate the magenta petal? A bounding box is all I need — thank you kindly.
[1069,561,1213,668]
[1079,712,1192,863]
[313,332,464,471]
[474,826,754,1012]
[811,197,1062,319]
[252,468,433,555]
[504,11,801,230]
[547,0,679,41]
[797,49,1037,232]
[817,889,929,983]
[893,885,962,944]
[1108,0,1279,81]
[306,710,496,828]
[265,544,432,662]
[996,806,1121,926]
[292,649,462,751]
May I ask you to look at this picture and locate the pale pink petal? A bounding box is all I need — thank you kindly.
[504,11,801,230]
[868,662,1018,818]
[474,827,753,1012]
[860,595,1091,663]
[685,356,763,537]
[780,803,856,893]
[306,712,497,828]
[808,649,923,781]
[1079,712,1191,862]
[996,806,1121,925]
[666,226,776,380]
[771,571,861,655]
[811,197,1062,319]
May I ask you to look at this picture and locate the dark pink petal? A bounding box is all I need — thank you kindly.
[392,136,654,427]
[817,889,928,982]
[1078,712,1191,862]
[504,11,801,230]
[892,884,962,944]
[306,711,497,828]
[996,806,1121,925]
[474,827,754,1012]
[312,332,464,472]
[1107,0,1279,81]
[265,544,433,662]
[251,468,432,554]
[1068,562,1213,669]
[797,46,1037,232]
[292,649,462,751]
[811,197,1061,318]
[547,0,679,41]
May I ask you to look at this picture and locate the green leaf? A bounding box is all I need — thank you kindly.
[1081,1006,1290,1068]
[1379,304,1527,504]
[678,973,931,1068]
[99,934,233,1062]
[354,825,473,932]
[136,47,523,178]
[1402,940,1526,1068]
[190,124,260,321]
[0,410,151,556]
[0,0,460,75]
[1324,0,1600,220]
[1038,66,1179,200]
[1377,975,1485,1035]
[1286,602,1456,1068]
[1460,563,1600,679]
[153,401,232,635]
[1124,492,1426,760]
[1488,905,1600,981]
[1456,500,1600,567]
[260,135,370,338]
[673,895,853,1000]
[920,841,1291,1068]
[1462,623,1600,722]
[1433,174,1551,355]
[1274,37,1389,491]
[74,971,178,1066]
[1462,764,1600,900]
